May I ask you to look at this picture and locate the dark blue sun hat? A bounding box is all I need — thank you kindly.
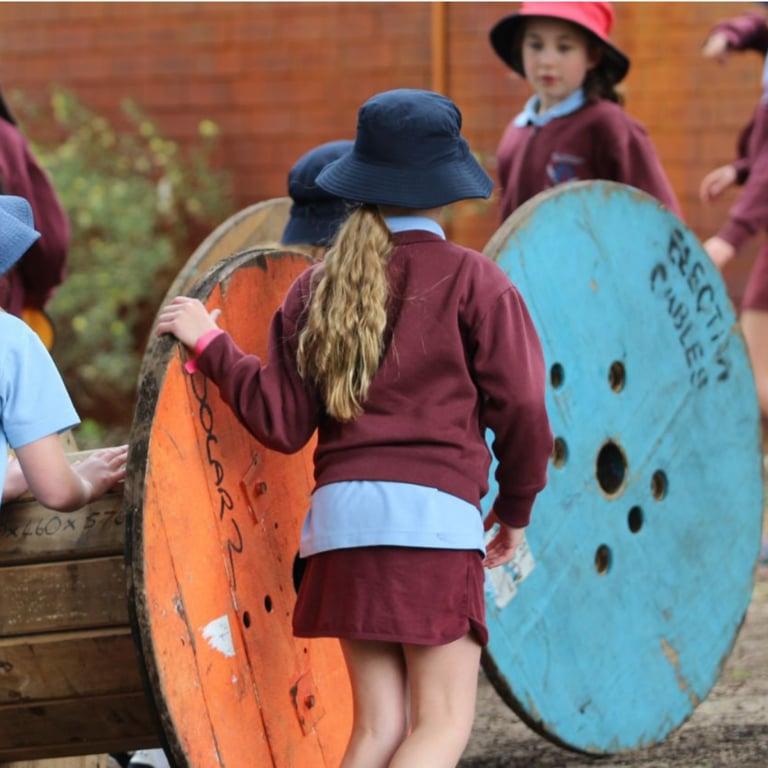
[282,139,355,246]
[316,89,493,209]
[0,195,40,276]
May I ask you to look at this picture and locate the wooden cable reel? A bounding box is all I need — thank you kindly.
[480,181,763,754]
[125,249,352,767]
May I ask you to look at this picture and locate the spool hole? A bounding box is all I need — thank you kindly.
[651,470,668,500]
[243,611,251,629]
[608,361,626,393]
[550,363,565,389]
[628,506,643,533]
[552,437,568,468]
[264,595,273,613]
[596,440,627,495]
[594,545,612,575]
[292,552,307,594]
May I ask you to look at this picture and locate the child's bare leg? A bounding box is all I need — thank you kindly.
[340,639,408,768]
[741,310,768,419]
[389,633,481,768]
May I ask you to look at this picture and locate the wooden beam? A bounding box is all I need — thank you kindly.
[0,557,128,637]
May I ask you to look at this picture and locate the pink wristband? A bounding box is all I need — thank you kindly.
[183,328,224,374]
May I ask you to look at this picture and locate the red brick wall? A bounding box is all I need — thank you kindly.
[0,1,761,298]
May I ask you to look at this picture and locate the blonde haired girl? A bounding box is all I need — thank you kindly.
[157,88,552,767]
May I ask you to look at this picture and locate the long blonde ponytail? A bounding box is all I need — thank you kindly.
[297,205,392,421]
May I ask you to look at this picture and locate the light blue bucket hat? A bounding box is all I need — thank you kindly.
[0,195,40,275]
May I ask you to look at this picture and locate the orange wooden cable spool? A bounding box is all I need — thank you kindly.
[162,197,291,301]
[125,248,352,767]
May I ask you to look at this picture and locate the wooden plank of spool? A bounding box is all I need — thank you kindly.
[0,756,110,767]
[0,627,143,704]
[0,492,124,566]
[481,181,763,754]
[0,556,128,637]
[126,248,352,767]
[0,691,159,761]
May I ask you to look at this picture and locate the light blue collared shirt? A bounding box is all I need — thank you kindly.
[298,214,486,558]
[384,215,446,238]
[513,87,587,128]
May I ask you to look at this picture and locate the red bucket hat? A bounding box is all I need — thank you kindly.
[490,2,630,85]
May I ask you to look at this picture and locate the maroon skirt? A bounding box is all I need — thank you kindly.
[742,243,768,312]
[293,546,488,646]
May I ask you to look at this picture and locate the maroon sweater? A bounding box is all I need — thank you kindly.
[497,99,682,221]
[198,231,553,528]
[711,14,768,251]
[0,117,70,314]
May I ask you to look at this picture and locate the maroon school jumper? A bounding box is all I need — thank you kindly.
[497,99,682,222]
[197,231,553,645]
[0,117,70,315]
[711,13,768,311]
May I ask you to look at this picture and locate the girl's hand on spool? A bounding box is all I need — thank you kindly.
[74,445,128,504]
[701,32,730,63]
[156,296,222,350]
[703,236,736,271]
[483,511,525,569]
[699,164,737,203]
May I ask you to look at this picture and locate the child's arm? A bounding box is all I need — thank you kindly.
[156,292,320,454]
[2,456,28,502]
[13,437,127,511]
[703,14,768,58]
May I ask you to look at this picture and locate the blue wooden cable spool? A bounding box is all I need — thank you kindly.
[481,181,763,754]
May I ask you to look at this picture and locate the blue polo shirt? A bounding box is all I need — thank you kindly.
[299,215,486,557]
[0,312,79,500]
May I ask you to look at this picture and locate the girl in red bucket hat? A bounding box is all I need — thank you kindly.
[490,2,681,221]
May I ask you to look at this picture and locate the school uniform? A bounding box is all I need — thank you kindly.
[710,14,768,311]
[0,311,79,498]
[0,115,70,315]
[497,93,682,221]
[194,214,553,646]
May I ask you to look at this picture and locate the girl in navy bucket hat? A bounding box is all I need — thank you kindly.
[157,88,553,766]
[0,195,127,515]
[490,2,681,221]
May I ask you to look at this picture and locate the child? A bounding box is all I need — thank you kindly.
[0,194,125,511]
[490,1,681,221]
[700,11,768,420]
[281,139,353,260]
[156,88,553,767]
[0,90,69,318]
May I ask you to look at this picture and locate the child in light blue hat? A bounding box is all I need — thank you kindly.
[0,195,126,510]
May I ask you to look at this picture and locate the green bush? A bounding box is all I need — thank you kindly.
[14,89,234,446]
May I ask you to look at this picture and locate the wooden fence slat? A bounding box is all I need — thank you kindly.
[0,557,128,637]
[0,627,143,704]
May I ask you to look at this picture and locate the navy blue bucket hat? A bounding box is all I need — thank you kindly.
[282,139,354,247]
[316,89,493,209]
[0,195,40,275]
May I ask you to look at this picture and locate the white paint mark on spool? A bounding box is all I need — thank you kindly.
[201,614,235,657]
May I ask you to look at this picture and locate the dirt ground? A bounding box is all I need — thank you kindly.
[461,558,768,768]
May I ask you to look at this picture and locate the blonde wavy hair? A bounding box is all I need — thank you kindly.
[297,205,393,422]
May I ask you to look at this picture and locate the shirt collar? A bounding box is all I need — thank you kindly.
[513,87,586,128]
[384,215,446,239]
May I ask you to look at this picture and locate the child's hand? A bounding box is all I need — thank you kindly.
[2,455,29,502]
[483,511,525,569]
[701,32,730,63]
[703,236,736,271]
[156,296,221,350]
[73,445,128,504]
[699,164,737,203]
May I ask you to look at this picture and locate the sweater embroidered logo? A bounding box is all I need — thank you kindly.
[546,152,585,185]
